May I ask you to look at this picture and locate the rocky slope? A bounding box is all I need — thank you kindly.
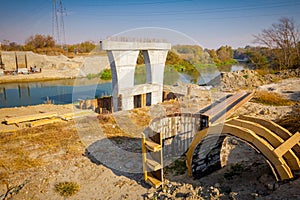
[208,68,300,91]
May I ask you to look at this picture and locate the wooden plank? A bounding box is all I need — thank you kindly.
[4,112,58,124]
[274,132,300,158]
[202,91,247,118]
[214,91,255,123]
[228,118,300,170]
[239,115,300,158]
[227,118,284,147]
[26,117,63,127]
[141,134,148,181]
[59,110,94,120]
[187,123,294,180]
[146,174,162,188]
[145,139,161,152]
[146,158,162,171]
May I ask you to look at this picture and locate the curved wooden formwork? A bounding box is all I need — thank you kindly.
[142,91,299,188]
[186,116,300,181]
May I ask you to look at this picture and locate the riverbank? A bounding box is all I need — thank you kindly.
[0,69,80,84]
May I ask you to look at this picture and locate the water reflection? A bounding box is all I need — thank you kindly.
[0,79,112,108]
[192,64,246,85]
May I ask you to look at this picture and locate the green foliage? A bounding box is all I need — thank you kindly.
[136,51,144,65]
[172,45,212,64]
[207,46,237,66]
[86,69,112,80]
[87,73,101,79]
[166,51,200,77]
[245,47,270,70]
[208,46,238,66]
[55,182,80,197]
[100,68,112,80]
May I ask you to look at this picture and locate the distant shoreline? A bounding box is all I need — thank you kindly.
[0,68,84,84]
[0,76,76,84]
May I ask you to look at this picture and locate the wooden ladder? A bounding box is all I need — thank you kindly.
[142,132,163,188]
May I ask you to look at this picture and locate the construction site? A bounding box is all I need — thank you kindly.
[0,39,299,199]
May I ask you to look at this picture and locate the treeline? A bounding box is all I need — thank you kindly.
[136,50,199,77]
[2,17,299,73]
[172,44,237,67]
[236,17,300,71]
[0,34,96,56]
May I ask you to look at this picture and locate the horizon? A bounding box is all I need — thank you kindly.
[0,0,300,49]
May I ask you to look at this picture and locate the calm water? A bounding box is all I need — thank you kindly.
[0,65,245,108]
[0,79,112,108]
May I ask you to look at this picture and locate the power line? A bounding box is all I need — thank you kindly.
[76,0,192,7]
[69,1,300,18]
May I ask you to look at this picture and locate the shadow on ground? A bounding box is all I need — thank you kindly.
[84,136,151,189]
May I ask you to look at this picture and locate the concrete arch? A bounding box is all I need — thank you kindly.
[186,117,300,181]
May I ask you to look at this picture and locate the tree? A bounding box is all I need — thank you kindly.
[254,17,300,69]
[207,49,220,64]
[216,45,234,63]
[24,34,55,50]
[246,47,270,70]
[0,40,23,51]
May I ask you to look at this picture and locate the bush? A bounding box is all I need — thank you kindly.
[55,182,80,197]
[87,73,101,79]
[100,69,112,80]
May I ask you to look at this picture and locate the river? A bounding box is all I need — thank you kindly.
[0,65,246,108]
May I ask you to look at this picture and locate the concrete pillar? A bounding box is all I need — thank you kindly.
[101,41,170,111]
[107,50,139,111]
[143,50,168,104]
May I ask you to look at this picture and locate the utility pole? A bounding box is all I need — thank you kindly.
[52,0,66,49]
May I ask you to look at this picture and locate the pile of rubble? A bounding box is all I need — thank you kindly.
[208,68,300,91]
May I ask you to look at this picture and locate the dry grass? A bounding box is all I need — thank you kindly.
[161,99,181,115]
[0,122,83,181]
[129,107,151,127]
[97,114,132,138]
[253,91,293,106]
[55,181,80,197]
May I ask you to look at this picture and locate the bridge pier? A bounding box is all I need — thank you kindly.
[101,41,170,112]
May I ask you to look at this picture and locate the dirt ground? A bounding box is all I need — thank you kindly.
[0,78,299,200]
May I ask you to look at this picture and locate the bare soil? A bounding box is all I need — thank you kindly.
[0,78,299,200]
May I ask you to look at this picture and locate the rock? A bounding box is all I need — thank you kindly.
[229,192,238,200]
[251,193,259,198]
[230,139,238,145]
[211,188,220,196]
[209,68,299,91]
[267,183,274,190]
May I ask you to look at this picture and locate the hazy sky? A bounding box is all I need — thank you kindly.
[0,0,300,49]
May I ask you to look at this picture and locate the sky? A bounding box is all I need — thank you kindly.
[0,0,300,49]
